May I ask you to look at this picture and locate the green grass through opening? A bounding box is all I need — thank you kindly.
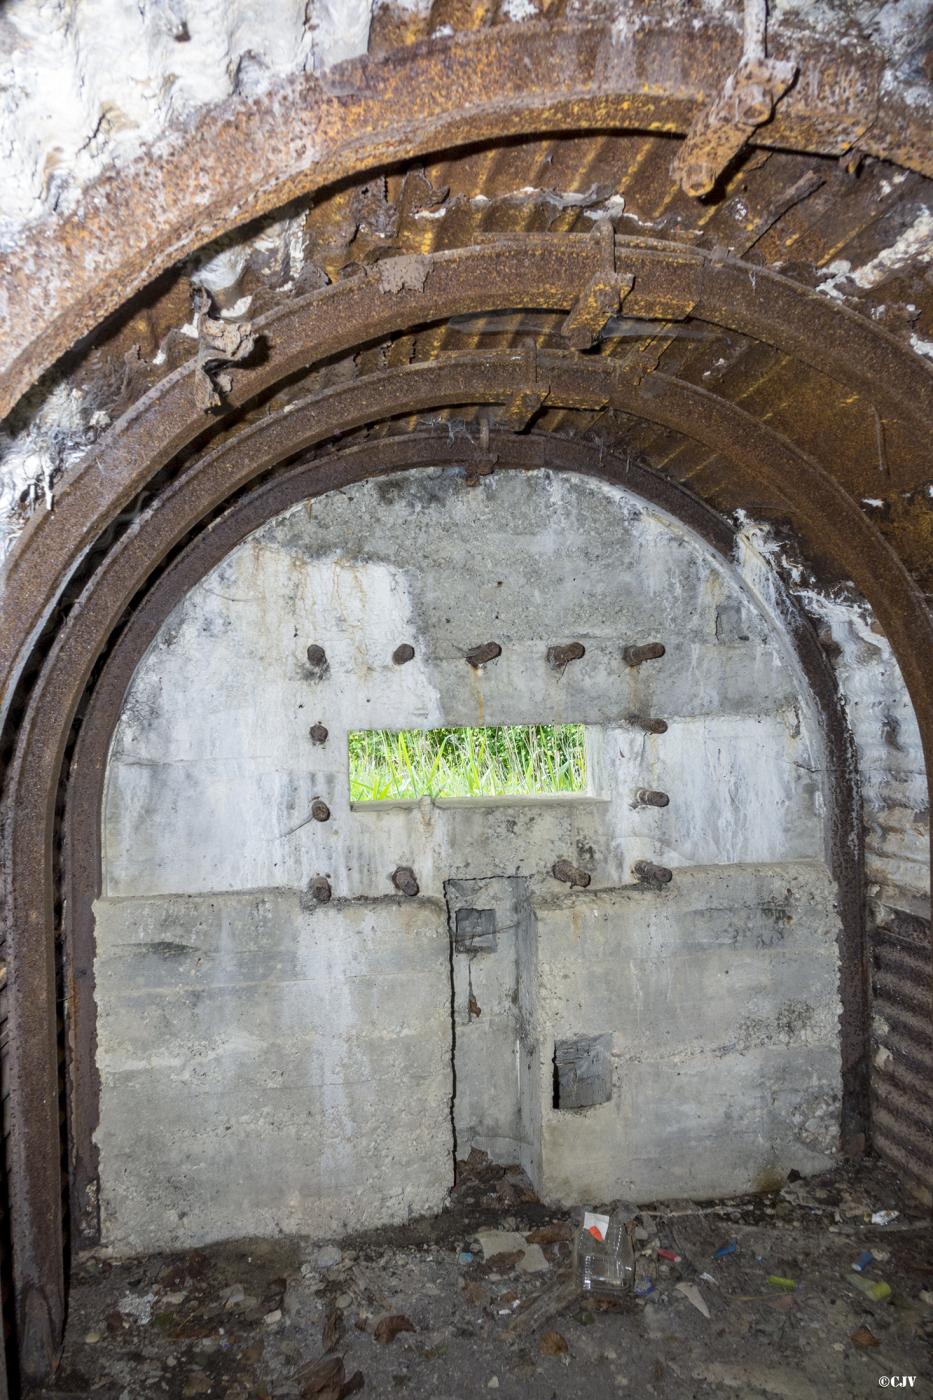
[348,723,588,802]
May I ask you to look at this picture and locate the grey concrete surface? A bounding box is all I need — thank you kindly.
[95,468,842,1255]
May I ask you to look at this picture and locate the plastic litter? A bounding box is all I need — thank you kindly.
[713,1240,737,1259]
[657,1248,681,1262]
[675,1281,710,1318]
[634,1279,655,1298]
[767,1276,797,1291]
[851,1276,892,1303]
[517,1244,549,1275]
[870,1209,899,1226]
[572,1207,635,1298]
[852,1251,874,1273]
[459,1251,474,1265]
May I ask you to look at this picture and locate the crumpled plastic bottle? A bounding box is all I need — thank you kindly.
[573,1207,635,1298]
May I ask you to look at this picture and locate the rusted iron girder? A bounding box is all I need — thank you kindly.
[673,50,797,197]
[3,234,932,732]
[5,344,926,1376]
[0,16,927,419]
[673,0,797,197]
[61,428,865,1329]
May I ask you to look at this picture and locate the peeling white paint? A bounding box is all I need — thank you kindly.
[501,0,540,21]
[816,260,854,301]
[0,382,98,554]
[848,209,933,290]
[732,512,928,905]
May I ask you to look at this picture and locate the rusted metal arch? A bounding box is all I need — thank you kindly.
[8,408,866,1379]
[3,233,932,726]
[4,345,926,1377]
[0,15,929,419]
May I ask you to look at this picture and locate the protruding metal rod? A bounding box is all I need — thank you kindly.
[466,642,502,668]
[392,866,420,897]
[630,717,668,734]
[306,644,329,678]
[309,876,332,904]
[634,861,673,886]
[623,642,665,666]
[546,641,586,670]
[552,859,592,889]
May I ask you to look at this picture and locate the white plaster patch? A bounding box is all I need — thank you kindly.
[0,382,96,554]
[732,512,928,904]
[848,209,933,289]
[501,0,539,20]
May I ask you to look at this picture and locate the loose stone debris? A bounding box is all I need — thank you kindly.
[27,1155,932,1399]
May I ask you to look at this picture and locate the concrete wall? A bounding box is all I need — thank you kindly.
[534,862,841,1203]
[96,467,843,1252]
[94,892,451,1253]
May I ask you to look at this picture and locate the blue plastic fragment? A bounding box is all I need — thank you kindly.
[634,1280,655,1297]
[459,1251,474,1264]
[713,1240,738,1259]
[852,1250,874,1273]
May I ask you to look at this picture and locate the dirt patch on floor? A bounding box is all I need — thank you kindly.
[29,1158,933,1399]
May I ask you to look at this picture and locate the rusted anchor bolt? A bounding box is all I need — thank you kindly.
[393,644,416,665]
[636,789,670,808]
[552,859,592,889]
[311,799,331,822]
[306,644,329,679]
[623,642,665,666]
[546,642,586,671]
[392,866,420,897]
[309,876,332,904]
[309,722,329,745]
[628,715,667,734]
[466,642,502,668]
[634,861,673,886]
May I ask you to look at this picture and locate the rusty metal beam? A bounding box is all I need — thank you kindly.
[3,234,932,735]
[0,16,928,420]
[5,345,927,1378]
[673,0,797,197]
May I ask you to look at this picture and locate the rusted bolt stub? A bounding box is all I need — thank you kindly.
[392,866,420,897]
[636,789,670,808]
[466,642,502,669]
[309,723,329,745]
[623,642,665,666]
[552,859,592,889]
[392,644,416,665]
[627,715,668,734]
[546,642,586,671]
[634,861,673,886]
[309,876,332,904]
[306,644,329,679]
[311,799,331,822]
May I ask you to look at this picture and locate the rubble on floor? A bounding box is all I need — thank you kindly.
[30,1157,932,1399]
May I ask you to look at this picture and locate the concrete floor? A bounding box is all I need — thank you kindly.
[31,1158,932,1400]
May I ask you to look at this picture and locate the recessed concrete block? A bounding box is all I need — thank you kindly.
[716,600,751,642]
[554,1034,613,1110]
[454,907,497,954]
